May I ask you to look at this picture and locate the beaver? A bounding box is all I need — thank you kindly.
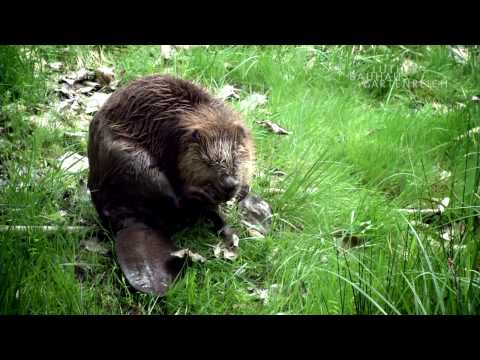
[87,74,255,295]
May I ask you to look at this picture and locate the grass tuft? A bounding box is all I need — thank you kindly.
[1,45,480,314]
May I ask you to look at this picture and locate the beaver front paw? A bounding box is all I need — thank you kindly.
[218,226,240,248]
[180,185,215,207]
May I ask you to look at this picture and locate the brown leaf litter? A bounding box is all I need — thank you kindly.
[171,249,206,263]
[213,238,240,261]
[95,67,115,86]
[398,197,450,216]
[248,284,280,305]
[48,62,63,71]
[54,66,116,115]
[80,237,109,255]
[216,84,240,101]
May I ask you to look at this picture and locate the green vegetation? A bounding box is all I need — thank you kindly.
[1,45,479,314]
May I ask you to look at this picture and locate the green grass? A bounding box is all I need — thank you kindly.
[1,45,480,314]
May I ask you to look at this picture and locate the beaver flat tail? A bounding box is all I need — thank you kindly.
[115,221,184,296]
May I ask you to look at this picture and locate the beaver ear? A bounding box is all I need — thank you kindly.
[236,125,247,140]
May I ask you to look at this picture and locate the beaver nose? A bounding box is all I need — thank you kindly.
[223,176,239,194]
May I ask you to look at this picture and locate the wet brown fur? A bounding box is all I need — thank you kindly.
[88,74,255,231]
[177,104,255,196]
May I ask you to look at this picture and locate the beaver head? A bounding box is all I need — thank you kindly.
[177,104,254,205]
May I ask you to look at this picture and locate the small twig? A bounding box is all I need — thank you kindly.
[276,217,303,232]
[0,225,92,232]
[397,208,440,215]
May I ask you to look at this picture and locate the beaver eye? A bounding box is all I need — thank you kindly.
[192,130,201,142]
[204,159,215,168]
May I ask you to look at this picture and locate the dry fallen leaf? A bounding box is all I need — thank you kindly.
[305,56,316,70]
[252,288,269,304]
[29,113,55,128]
[238,193,273,236]
[450,46,469,64]
[400,208,439,216]
[58,152,89,173]
[439,170,452,181]
[95,66,115,86]
[213,242,238,261]
[55,84,76,99]
[241,219,266,232]
[55,71,107,113]
[76,86,96,95]
[265,187,285,195]
[440,227,454,241]
[48,62,63,71]
[431,102,449,114]
[440,222,465,242]
[84,92,111,114]
[213,244,222,258]
[249,284,279,305]
[436,197,450,213]
[231,234,240,248]
[160,45,175,60]
[81,80,102,88]
[240,93,267,112]
[171,249,206,263]
[106,79,120,92]
[399,197,450,216]
[401,58,419,76]
[56,98,82,113]
[60,69,95,86]
[80,238,109,255]
[256,120,292,135]
[247,228,265,239]
[216,84,240,101]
